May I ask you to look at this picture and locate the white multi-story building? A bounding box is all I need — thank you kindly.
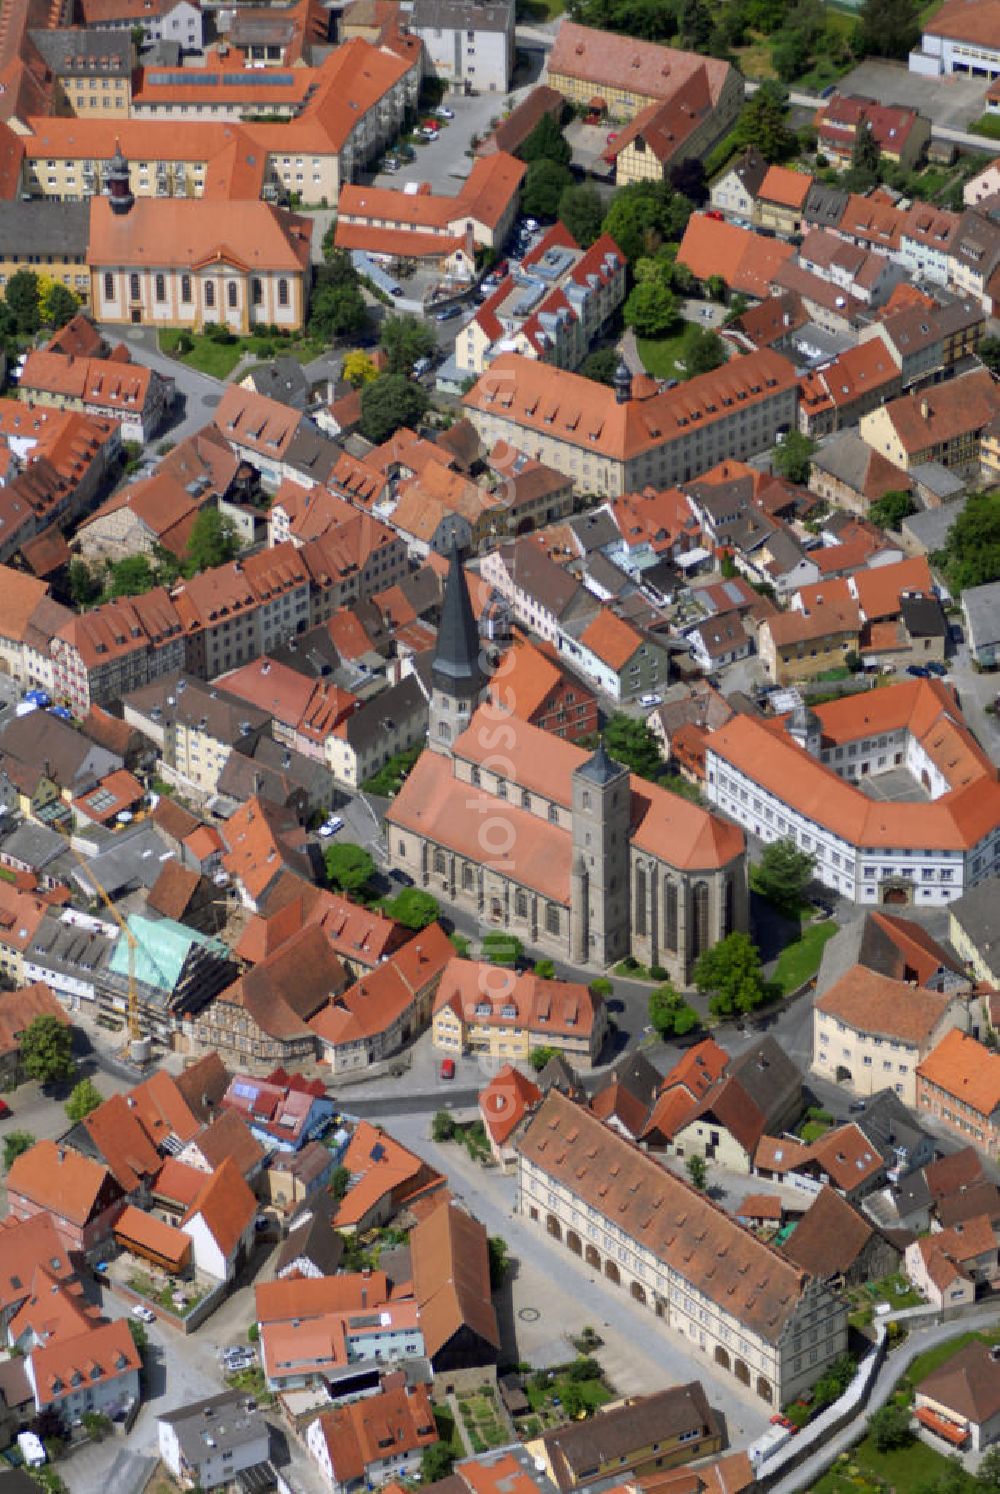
[909,0,1000,78]
[159,1392,270,1491]
[407,0,515,94]
[705,683,1000,907]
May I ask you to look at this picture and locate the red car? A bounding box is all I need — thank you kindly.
[606,131,618,144]
[0,1098,11,1119]
[706,210,725,221]
[440,1058,456,1080]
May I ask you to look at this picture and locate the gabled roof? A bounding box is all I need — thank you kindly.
[181,1156,256,1259]
[781,1185,881,1277]
[410,1199,500,1360]
[479,1064,542,1146]
[7,1139,119,1226]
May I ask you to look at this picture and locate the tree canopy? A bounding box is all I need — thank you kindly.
[379,313,435,376]
[935,490,1000,592]
[624,279,679,338]
[856,0,919,58]
[734,82,796,163]
[867,489,916,531]
[772,429,815,484]
[4,270,41,335]
[4,1131,35,1170]
[648,984,700,1038]
[601,180,692,264]
[558,184,605,247]
[65,1077,103,1124]
[106,555,158,599]
[869,1403,914,1453]
[40,280,80,330]
[359,373,429,445]
[693,932,769,1015]
[19,1015,74,1085]
[324,842,376,895]
[752,837,815,914]
[521,158,574,220]
[384,889,439,930]
[603,714,663,780]
[184,507,238,575]
[308,277,368,342]
[684,326,727,377]
[342,349,379,387]
[518,112,571,167]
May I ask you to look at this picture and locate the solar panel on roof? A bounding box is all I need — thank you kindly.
[370,1142,385,1161]
[232,1080,258,1101]
[145,70,295,86]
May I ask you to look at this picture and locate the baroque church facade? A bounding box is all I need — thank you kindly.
[387,553,748,985]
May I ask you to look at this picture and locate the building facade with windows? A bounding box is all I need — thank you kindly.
[516,1090,848,1407]
[705,682,1000,907]
[87,190,312,333]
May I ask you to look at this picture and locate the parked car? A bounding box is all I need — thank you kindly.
[383,157,400,173]
[318,816,344,838]
[848,1099,866,1113]
[440,1057,456,1080]
[435,304,462,322]
[435,106,455,119]
[639,693,662,706]
[925,661,949,676]
[0,1097,10,1119]
[906,664,932,678]
[48,705,72,721]
[705,210,725,221]
[24,689,50,707]
[521,217,539,232]
[131,1304,155,1324]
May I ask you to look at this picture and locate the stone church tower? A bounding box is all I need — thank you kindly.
[429,547,485,753]
[570,741,631,966]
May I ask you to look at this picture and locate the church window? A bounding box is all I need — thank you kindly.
[692,881,710,956]
[497,779,507,800]
[515,890,528,919]
[664,880,678,952]
[582,791,591,810]
[635,865,647,937]
[433,849,446,875]
[545,903,560,935]
[471,766,480,786]
[522,789,531,808]
[723,877,735,937]
[463,863,475,891]
[548,803,558,824]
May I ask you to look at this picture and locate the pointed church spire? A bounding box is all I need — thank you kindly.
[432,545,483,696]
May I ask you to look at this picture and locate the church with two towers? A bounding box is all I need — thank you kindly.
[387,552,747,985]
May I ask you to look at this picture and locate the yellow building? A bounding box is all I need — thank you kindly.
[758,600,861,685]
[87,192,313,333]
[432,959,608,1069]
[949,883,1000,988]
[860,367,1000,476]
[32,28,134,118]
[0,201,90,301]
[546,21,740,125]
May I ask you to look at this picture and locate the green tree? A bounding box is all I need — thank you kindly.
[648,984,700,1038]
[624,279,679,338]
[5,269,41,335]
[69,558,101,608]
[979,335,1000,374]
[868,489,916,530]
[518,112,571,166]
[772,429,815,484]
[529,1044,561,1072]
[869,1402,914,1452]
[385,888,439,930]
[127,1318,148,1353]
[679,0,712,49]
[487,1235,510,1288]
[421,1443,456,1484]
[359,373,429,444]
[65,1076,103,1124]
[602,180,691,263]
[685,1154,708,1189]
[936,490,1000,592]
[184,507,238,575]
[669,157,708,206]
[753,837,815,913]
[324,842,376,895]
[558,184,605,247]
[432,1110,456,1142]
[848,117,881,190]
[0,301,18,354]
[331,1165,351,1200]
[4,1130,35,1170]
[603,714,662,779]
[855,0,919,58]
[771,25,812,82]
[19,1014,74,1085]
[521,158,574,220]
[684,327,727,377]
[379,313,435,376]
[40,282,80,330]
[976,1446,1000,1491]
[308,279,368,342]
[735,82,796,163]
[106,554,157,598]
[694,932,768,1016]
[580,348,621,386]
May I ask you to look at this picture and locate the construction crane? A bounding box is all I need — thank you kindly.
[57,825,145,1059]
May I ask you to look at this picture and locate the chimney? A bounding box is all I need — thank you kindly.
[920,398,930,419]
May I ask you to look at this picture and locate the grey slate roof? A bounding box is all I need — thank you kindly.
[804,182,850,230]
[432,547,483,694]
[950,876,1000,963]
[30,26,132,74]
[246,356,312,411]
[576,739,625,786]
[900,499,966,554]
[900,592,946,639]
[0,201,90,259]
[962,581,1000,653]
[409,0,513,31]
[158,1389,269,1466]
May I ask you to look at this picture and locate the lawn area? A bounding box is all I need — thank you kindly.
[637,325,701,381]
[159,328,324,379]
[813,1434,978,1494]
[516,0,564,18]
[521,1362,614,1432]
[905,1327,1000,1387]
[433,1405,466,1460]
[732,36,775,80]
[772,919,837,995]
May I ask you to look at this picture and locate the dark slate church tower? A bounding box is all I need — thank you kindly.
[429,547,485,753]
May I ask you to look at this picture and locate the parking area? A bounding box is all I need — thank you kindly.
[368,88,529,193]
[836,60,991,130]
